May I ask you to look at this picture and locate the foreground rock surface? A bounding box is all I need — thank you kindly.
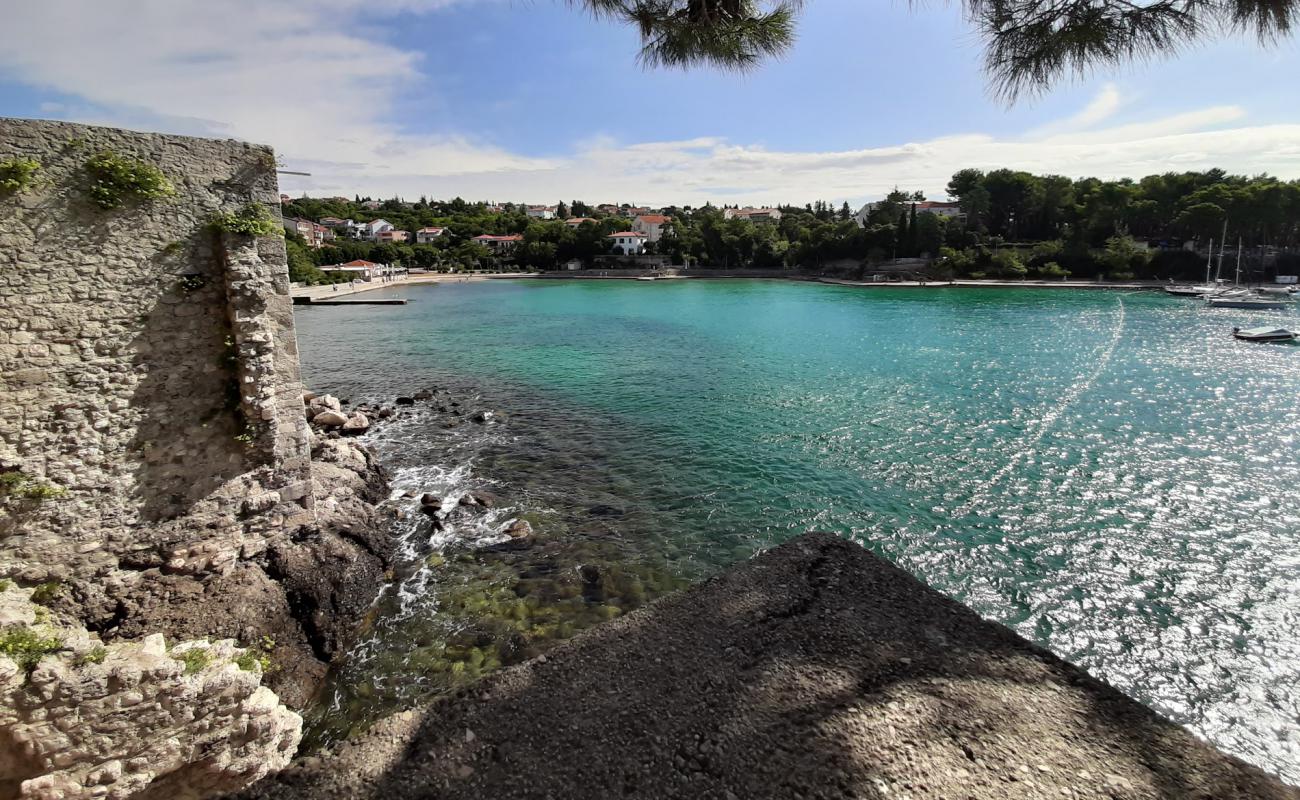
[235,533,1297,800]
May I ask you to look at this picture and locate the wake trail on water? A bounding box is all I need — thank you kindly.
[957,295,1127,515]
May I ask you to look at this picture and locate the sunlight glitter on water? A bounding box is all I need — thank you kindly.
[295,281,1300,779]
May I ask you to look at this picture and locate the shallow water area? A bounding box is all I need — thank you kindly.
[295,280,1300,781]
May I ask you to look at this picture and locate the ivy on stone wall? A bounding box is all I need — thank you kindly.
[84,150,175,210]
[0,157,41,194]
[211,202,282,237]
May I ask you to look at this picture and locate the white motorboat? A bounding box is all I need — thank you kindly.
[1232,326,1297,342]
[636,275,657,281]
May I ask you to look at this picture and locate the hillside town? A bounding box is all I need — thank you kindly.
[279,169,1300,286]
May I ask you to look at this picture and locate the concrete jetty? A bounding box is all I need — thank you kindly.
[235,533,1296,800]
[293,297,408,306]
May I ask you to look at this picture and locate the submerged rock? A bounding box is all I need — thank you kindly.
[504,520,533,539]
[395,396,415,406]
[413,389,434,401]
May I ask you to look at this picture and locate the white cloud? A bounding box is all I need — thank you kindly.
[2,2,1298,208]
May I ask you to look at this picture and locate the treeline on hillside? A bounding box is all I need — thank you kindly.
[282,170,1300,283]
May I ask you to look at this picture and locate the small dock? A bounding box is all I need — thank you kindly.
[293,297,408,306]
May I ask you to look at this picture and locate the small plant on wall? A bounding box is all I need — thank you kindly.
[0,158,41,195]
[84,150,174,210]
[211,203,282,237]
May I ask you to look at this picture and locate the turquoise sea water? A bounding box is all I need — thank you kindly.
[295,280,1300,780]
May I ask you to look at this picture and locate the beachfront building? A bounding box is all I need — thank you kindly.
[376,229,409,244]
[320,259,390,280]
[564,217,597,228]
[472,234,524,252]
[724,207,782,223]
[608,231,648,255]
[632,214,670,242]
[416,227,447,243]
[526,205,557,220]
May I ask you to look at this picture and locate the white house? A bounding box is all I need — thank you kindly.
[632,214,670,243]
[361,219,395,240]
[526,205,557,220]
[416,227,446,244]
[607,231,648,255]
[724,207,782,222]
[853,201,965,228]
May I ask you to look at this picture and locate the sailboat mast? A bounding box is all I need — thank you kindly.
[1215,218,1228,282]
[1235,237,1243,286]
[1205,238,1213,285]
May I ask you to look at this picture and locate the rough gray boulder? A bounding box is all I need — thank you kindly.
[235,533,1299,800]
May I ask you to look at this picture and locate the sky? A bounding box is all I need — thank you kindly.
[1,0,1299,207]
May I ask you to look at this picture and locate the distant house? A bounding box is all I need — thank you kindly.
[361,219,395,240]
[724,207,782,222]
[562,258,584,271]
[564,217,596,228]
[595,204,621,216]
[415,227,447,244]
[320,259,388,280]
[319,216,347,227]
[360,200,382,210]
[472,234,524,252]
[283,217,332,248]
[622,206,652,218]
[853,200,964,228]
[632,214,670,242]
[607,231,648,255]
[283,217,313,240]
[376,229,409,244]
[526,205,557,220]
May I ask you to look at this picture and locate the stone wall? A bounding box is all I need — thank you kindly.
[0,119,393,797]
[0,118,313,584]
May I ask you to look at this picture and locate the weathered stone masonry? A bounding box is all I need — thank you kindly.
[0,119,392,798]
[0,118,312,582]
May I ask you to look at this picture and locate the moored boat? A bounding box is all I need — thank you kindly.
[1232,326,1297,342]
[1206,294,1288,309]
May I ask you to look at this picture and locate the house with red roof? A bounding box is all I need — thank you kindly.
[632,214,670,242]
[472,234,524,252]
[320,259,389,280]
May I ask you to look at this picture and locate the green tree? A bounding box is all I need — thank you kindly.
[584,0,1297,100]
